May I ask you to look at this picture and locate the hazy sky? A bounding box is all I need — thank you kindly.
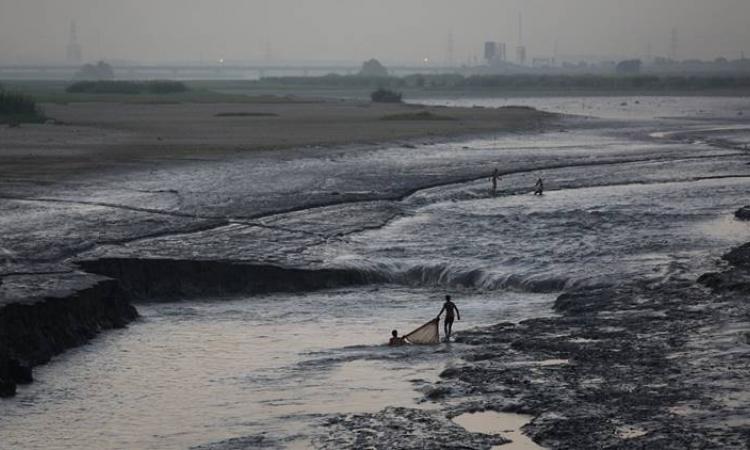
[0,0,748,64]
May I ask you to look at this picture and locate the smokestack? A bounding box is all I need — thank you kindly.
[446,31,454,67]
[516,12,526,65]
[670,28,678,61]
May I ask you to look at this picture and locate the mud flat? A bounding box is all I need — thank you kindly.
[0,273,137,397]
[324,212,750,448]
[0,99,554,396]
[1,99,551,165]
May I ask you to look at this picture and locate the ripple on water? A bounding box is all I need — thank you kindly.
[1,287,553,450]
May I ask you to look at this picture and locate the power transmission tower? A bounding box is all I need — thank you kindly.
[447,31,455,67]
[66,20,83,64]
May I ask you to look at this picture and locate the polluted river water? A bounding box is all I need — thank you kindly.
[452,411,542,450]
[2,96,750,449]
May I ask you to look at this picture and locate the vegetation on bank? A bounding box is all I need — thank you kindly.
[0,80,311,104]
[257,73,750,92]
[0,88,46,124]
[3,71,749,111]
[66,80,189,95]
[381,111,455,121]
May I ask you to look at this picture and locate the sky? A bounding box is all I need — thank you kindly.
[0,0,748,65]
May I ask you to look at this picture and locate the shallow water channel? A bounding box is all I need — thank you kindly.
[2,288,552,449]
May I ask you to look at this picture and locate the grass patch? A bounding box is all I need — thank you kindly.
[381,111,456,121]
[215,112,279,117]
[66,80,189,95]
[0,90,46,124]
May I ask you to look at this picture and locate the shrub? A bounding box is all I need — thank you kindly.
[371,88,403,103]
[67,81,140,94]
[0,90,45,124]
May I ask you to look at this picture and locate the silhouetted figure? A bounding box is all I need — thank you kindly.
[534,177,544,196]
[389,330,406,346]
[491,168,499,196]
[437,295,460,341]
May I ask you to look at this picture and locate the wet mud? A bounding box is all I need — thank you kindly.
[323,231,750,449]
[0,277,137,396]
[77,257,382,301]
[315,407,509,449]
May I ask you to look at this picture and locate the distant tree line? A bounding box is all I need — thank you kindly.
[616,60,642,75]
[256,73,750,91]
[66,80,189,95]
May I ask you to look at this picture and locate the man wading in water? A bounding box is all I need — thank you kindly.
[491,168,500,197]
[437,295,460,341]
[388,330,406,346]
[534,177,544,196]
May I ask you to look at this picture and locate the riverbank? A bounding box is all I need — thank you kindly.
[321,209,750,448]
[4,97,550,156]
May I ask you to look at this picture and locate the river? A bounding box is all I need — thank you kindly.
[2,96,749,449]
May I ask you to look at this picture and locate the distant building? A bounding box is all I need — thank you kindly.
[516,46,527,65]
[484,42,497,62]
[484,42,507,64]
[496,43,507,62]
[616,59,642,74]
[66,21,83,64]
[73,61,114,81]
[532,57,555,68]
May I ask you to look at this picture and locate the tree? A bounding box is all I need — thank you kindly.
[359,59,389,77]
[616,59,642,75]
[73,61,115,81]
[370,88,402,103]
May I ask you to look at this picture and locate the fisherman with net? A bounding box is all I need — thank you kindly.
[388,295,460,346]
[437,295,460,341]
[389,318,440,346]
[389,330,406,346]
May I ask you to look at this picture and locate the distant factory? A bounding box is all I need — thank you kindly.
[484,41,507,64]
[474,12,532,74]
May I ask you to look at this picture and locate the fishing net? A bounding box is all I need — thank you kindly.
[404,318,440,345]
